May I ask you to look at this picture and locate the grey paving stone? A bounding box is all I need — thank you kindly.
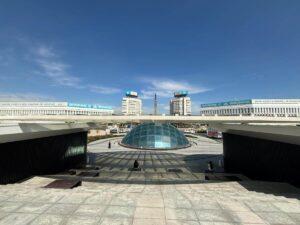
[0,212,37,225]
[287,213,300,224]
[74,204,106,216]
[256,212,296,224]
[110,194,137,207]
[65,215,100,225]
[229,211,266,224]
[29,214,64,225]
[104,206,135,218]
[244,201,280,212]
[218,200,250,212]
[8,193,38,202]
[136,196,164,207]
[32,193,65,203]
[0,213,7,220]
[165,208,198,221]
[166,220,200,225]
[164,197,192,209]
[198,222,240,225]
[45,203,79,215]
[16,202,51,214]
[134,207,165,219]
[0,195,11,202]
[133,218,166,225]
[192,200,221,210]
[98,217,133,225]
[195,209,235,223]
[125,186,145,193]
[58,193,92,204]
[0,202,24,213]
[84,193,113,205]
[273,202,300,213]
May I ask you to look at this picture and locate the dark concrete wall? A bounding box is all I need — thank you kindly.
[223,132,300,185]
[0,131,87,184]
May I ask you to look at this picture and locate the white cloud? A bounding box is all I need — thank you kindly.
[140,78,209,99]
[36,59,81,87]
[35,45,56,58]
[31,44,119,93]
[0,92,55,101]
[32,45,81,88]
[89,85,121,94]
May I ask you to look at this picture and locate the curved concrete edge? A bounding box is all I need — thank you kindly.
[0,122,97,144]
[214,123,300,146]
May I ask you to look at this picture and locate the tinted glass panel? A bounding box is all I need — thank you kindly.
[121,122,190,150]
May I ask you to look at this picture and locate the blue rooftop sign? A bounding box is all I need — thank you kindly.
[201,99,252,108]
[68,103,112,110]
[125,91,138,97]
[174,91,188,97]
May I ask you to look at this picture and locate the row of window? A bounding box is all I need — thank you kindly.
[0,109,113,116]
[200,107,300,116]
[170,105,192,115]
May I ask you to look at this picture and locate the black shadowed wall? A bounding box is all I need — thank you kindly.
[223,132,300,185]
[0,131,87,184]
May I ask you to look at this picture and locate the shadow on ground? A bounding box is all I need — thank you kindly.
[47,150,223,185]
[87,150,224,174]
[43,150,300,199]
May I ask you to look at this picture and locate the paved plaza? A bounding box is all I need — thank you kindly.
[83,136,224,184]
[0,136,300,224]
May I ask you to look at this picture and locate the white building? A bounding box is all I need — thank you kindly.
[170,91,191,116]
[200,99,300,117]
[122,91,142,116]
[0,102,113,116]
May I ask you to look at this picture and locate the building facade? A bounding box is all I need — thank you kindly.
[0,102,113,116]
[170,91,192,116]
[200,99,300,117]
[122,91,142,115]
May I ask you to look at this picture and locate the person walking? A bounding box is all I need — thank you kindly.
[108,141,111,149]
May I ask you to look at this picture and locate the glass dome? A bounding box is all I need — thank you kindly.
[120,122,190,150]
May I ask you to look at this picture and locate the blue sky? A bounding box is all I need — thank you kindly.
[0,0,300,114]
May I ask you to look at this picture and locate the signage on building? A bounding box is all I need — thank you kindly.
[125,91,138,97]
[201,99,252,108]
[0,102,68,107]
[174,91,188,97]
[252,99,300,104]
[68,103,112,110]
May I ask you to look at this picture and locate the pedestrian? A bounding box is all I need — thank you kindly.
[134,160,139,169]
[108,141,111,149]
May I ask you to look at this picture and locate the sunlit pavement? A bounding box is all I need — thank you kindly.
[0,136,300,224]
[84,136,224,184]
